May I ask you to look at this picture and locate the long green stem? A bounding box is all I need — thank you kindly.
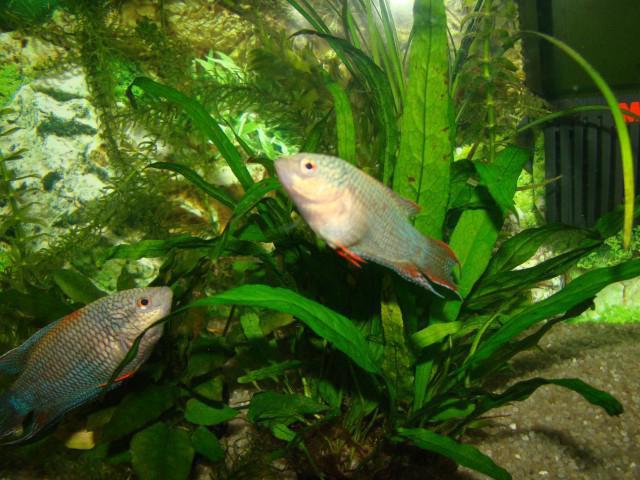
[482,0,496,163]
[523,31,635,249]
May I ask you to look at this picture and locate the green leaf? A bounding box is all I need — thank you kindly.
[129,77,253,190]
[52,269,106,305]
[185,285,382,375]
[393,0,453,236]
[524,32,634,249]
[184,400,237,426]
[148,162,236,208]
[474,146,530,214]
[191,427,225,463]
[396,428,511,480]
[100,385,178,443]
[381,287,414,398]
[467,239,601,310]
[295,30,398,183]
[130,422,194,480]
[238,360,303,384]
[248,392,328,427]
[475,377,623,417]
[325,80,356,164]
[228,178,280,225]
[468,259,640,367]
[483,224,588,278]
[107,236,216,260]
[411,321,462,349]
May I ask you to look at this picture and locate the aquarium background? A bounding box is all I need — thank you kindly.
[0,1,638,479]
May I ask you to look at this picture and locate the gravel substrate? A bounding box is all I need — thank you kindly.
[455,322,640,480]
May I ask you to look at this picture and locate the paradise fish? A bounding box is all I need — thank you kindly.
[275,153,459,297]
[0,287,173,443]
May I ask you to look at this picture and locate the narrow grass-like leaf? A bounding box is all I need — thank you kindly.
[185,285,381,375]
[248,392,328,426]
[325,80,356,163]
[53,269,106,304]
[393,0,452,236]
[238,360,303,384]
[524,32,634,248]
[396,428,511,480]
[474,377,623,417]
[468,259,640,367]
[411,321,462,349]
[129,77,253,189]
[295,30,398,182]
[148,162,236,208]
[107,236,217,260]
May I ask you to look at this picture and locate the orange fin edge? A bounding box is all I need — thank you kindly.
[99,371,135,388]
[335,245,367,268]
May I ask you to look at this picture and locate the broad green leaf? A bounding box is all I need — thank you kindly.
[411,321,462,349]
[53,269,106,304]
[468,259,640,367]
[474,145,530,214]
[325,80,356,163]
[107,236,216,260]
[184,400,237,426]
[474,377,623,417]
[228,178,281,226]
[248,392,328,427]
[191,427,225,463]
[148,162,235,208]
[240,312,263,341]
[128,77,253,189]
[186,285,381,375]
[393,0,452,236]
[434,146,529,322]
[396,428,511,480]
[130,422,194,480]
[238,360,303,384]
[100,385,178,443]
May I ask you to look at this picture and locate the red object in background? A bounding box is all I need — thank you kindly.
[619,101,640,122]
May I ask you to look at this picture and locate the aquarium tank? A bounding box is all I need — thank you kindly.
[0,0,638,479]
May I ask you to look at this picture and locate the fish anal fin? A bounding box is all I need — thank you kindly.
[392,262,444,298]
[335,244,367,268]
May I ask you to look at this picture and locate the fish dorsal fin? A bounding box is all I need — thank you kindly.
[384,186,421,217]
[0,319,60,375]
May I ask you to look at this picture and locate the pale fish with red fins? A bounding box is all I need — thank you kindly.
[275,153,459,297]
[0,287,173,443]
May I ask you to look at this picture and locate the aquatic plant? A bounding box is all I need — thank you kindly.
[1,1,638,479]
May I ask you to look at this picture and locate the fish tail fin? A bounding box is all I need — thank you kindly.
[416,236,460,298]
[0,392,29,444]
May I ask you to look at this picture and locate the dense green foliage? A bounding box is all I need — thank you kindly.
[1,1,638,479]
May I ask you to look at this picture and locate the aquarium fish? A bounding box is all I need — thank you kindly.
[275,153,459,297]
[0,287,173,444]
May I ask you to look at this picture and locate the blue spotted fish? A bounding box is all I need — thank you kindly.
[0,287,173,443]
[275,153,459,297]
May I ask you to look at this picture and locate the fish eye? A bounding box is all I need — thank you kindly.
[136,297,151,308]
[301,159,318,174]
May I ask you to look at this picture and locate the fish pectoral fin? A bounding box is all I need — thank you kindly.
[99,371,136,388]
[335,244,367,268]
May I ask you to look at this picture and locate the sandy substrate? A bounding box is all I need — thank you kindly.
[454,322,640,480]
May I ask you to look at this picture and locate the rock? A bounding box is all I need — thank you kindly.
[0,67,110,251]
